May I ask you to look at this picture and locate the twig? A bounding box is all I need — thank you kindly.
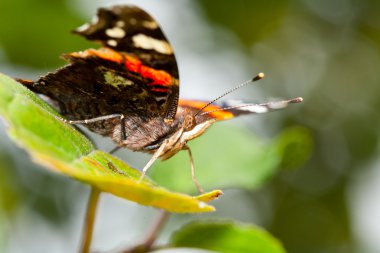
[79,187,101,253]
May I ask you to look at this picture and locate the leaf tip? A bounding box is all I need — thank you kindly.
[195,189,223,202]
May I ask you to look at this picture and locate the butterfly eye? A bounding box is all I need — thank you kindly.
[183,115,196,131]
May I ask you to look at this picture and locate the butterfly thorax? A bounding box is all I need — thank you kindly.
[111,115,176,152]
[111,111,215,160]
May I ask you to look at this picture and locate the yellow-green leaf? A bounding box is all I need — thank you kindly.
[0,73,220,213]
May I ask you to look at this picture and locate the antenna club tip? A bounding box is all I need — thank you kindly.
[252,72,265,81]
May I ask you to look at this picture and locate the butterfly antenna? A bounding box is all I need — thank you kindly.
[199,97,303,116]
[194,72,265,117]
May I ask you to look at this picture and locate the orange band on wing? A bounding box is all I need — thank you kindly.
[69,48,174,87]
[124,55,172,86]
[151,88,169,93]
[179,100,234,120]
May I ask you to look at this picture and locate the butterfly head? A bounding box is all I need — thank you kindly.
[157,116,216,161]
[182,114,196,131]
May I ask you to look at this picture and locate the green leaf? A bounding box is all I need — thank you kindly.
[170,221,287,253]
[0,73,220,213]
[150,124,312,193]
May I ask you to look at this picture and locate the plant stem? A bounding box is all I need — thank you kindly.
[79,187,101,253]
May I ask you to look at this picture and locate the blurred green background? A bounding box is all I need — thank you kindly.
[0,0,379,253]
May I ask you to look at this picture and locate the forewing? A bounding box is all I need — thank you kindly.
[74,5,180,119]
[74,5,179,79]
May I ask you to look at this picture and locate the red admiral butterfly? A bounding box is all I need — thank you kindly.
[19,5,302,193]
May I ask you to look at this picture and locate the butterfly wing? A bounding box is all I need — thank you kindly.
[22,5,179,137]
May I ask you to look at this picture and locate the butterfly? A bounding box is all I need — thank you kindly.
[19,5,302,193]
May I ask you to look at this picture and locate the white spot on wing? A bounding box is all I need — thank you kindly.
[91,15,99,24]
[75,15,99,33]
[75,23,90,32]
[107,39,118,47]
[142,21,158,29]
[116,21,125,27]
[132,34,173,54]
[105,27,126,39]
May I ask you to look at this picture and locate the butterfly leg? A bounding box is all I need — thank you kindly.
[138,139,169,183]
[120,114,127,141]
[54,114,124,124]
[107,115,127,154]
[109,146,121,154]
[183,145,204,194]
